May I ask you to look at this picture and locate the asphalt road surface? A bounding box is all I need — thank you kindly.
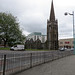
[15,55,75,75]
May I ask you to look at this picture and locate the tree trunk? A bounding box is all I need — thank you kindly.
[4,40,7,47]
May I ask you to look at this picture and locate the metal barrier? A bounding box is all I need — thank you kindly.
[0,50,73,75]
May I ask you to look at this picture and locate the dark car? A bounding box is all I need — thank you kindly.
[59,48,65,51]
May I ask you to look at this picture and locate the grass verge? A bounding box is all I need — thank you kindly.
[0,47,10,50]
[26,49,49,51]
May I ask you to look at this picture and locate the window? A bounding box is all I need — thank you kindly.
[34,36,36,41]
[37,36,39,39]
[65,42,69,44]
[60,42,63,44]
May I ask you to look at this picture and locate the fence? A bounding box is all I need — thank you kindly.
[0,50,73,75]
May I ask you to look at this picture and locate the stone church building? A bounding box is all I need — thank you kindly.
[25,0,58,50]
[47,0,58,50]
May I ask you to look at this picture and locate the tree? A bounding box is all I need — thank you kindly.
[0,12,25,47]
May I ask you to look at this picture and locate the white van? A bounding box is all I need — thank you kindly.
[10,45,25,51]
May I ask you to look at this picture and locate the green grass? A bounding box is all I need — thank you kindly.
[0,47,10,50]
[0,47,54,51]
[26,49,49,51]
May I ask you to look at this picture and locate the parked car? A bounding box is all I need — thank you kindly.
[64,48,67,50]
[10,45,25,51]
[71,48,74,51]
[59,48,65,51]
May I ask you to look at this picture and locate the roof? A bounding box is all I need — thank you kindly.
[59,38,73,41]
[28,32,42,37]
[50,0,55,21]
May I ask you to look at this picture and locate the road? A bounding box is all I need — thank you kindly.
[15,55,75,75]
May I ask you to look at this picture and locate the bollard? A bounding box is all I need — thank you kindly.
[3,55,6,75]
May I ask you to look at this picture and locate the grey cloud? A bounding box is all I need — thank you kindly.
[0,0,75,39]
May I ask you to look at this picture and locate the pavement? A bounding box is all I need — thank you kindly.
[15,55,75,75]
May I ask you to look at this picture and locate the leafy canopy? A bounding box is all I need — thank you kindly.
[0,12,25,47]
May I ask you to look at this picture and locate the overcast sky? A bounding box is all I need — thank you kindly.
[0,0,75,39]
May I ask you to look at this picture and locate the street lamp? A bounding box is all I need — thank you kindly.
[64,11,75,54]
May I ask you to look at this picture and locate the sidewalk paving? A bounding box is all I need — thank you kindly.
[15,55,75,75]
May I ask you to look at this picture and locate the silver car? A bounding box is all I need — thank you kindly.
[60,48,65,51]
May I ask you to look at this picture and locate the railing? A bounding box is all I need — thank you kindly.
[0,50,73,75]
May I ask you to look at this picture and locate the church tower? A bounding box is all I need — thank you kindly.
[47,0,58,50]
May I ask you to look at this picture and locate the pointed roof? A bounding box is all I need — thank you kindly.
[50,0,55,21]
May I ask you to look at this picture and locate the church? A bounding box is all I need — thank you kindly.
[47,0,58,50]
[25,0,58,50]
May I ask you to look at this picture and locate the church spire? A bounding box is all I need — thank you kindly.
[50,0,55,21]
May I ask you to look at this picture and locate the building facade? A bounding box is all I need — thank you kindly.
[47,0,58,50]
[59,38,74,49]
[26,32,47,43]
[25,32,47,49]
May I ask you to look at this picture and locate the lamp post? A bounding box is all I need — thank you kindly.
[64,11,75,54]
